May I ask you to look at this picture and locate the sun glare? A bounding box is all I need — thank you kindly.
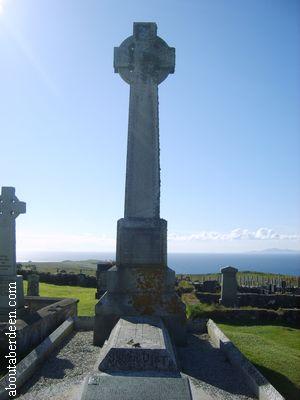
[0,0,6,15]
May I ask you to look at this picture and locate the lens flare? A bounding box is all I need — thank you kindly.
[0,0,4,15]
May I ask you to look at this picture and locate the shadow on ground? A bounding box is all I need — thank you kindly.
[17,331,76,395]
[177,333,255,398]
[253,363,300,400]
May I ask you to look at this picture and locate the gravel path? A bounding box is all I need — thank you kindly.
[17,331,100,400]
[177,333,256,400]
[17,331,257,400]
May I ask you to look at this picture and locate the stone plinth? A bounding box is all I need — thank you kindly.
[94,265,186,346]
[116,218,167,267]
[97,316,178,373]
[220,266,238,307]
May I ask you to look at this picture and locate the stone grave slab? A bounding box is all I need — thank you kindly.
[97,316,178,372]
[80,375,192,400]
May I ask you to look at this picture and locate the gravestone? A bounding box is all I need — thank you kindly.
[0,187,26,321]
[27,273,39,296]
[95,261,113,299]
[219,266,238,307]
[94,22,186,346]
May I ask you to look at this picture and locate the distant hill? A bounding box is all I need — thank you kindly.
[248,248,300,254]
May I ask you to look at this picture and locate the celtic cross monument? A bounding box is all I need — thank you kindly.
[94,23,186,345]
[0,187,26,320]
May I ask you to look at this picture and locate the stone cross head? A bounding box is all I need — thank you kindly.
[0,187,26,223]
[114,22,175,85]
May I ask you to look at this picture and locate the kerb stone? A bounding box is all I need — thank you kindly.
[97,316,178,372]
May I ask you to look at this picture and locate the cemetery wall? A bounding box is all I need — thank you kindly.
[190,308,300,326]
[19,270,97,288]
[196,292,300,309]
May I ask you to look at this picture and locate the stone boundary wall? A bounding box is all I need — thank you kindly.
[19,270,97,288]
[207,319,284,400]
[196,292,300,309]
[190,308,300,326]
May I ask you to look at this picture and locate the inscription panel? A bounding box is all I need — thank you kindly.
[104,349,176,371]
[0,281,9,296]
[0,255,12,275]
[117,220,167,266]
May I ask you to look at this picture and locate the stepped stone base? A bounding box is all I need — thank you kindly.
[97,316,178,372]
[94,266,186,346]
[94,217,187,346]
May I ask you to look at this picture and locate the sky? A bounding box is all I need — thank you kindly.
[0,0,300,255]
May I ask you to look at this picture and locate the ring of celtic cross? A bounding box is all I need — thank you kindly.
[114,35,175,85]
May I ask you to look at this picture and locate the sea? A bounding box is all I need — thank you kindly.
[17,251,300,276]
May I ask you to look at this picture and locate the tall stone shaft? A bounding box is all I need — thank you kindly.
[114,22,175,267]
[94,23,186,347]
[125,81,160,219]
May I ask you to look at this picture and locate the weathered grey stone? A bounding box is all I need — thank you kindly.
[202,280,219,293]
[0,187,26,320]
[219,266,238,307]
[97,316,178,373]
[207,319,284,400]
[27,274,39,296]
[80,375,192,400]
[95,262,113,299]
[116,218,167,267]
[94,22,186,347]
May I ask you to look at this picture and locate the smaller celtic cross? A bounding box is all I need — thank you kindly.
[0,187,26,276]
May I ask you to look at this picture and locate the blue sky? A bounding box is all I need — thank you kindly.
[0,0,299,255]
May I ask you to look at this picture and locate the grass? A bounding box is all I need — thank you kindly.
[23,281,97,316]
[218,323,300,400]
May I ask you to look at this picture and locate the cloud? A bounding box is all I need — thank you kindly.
[168,228,300,242]
[16,227,300,253]
[17,231,116,252]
